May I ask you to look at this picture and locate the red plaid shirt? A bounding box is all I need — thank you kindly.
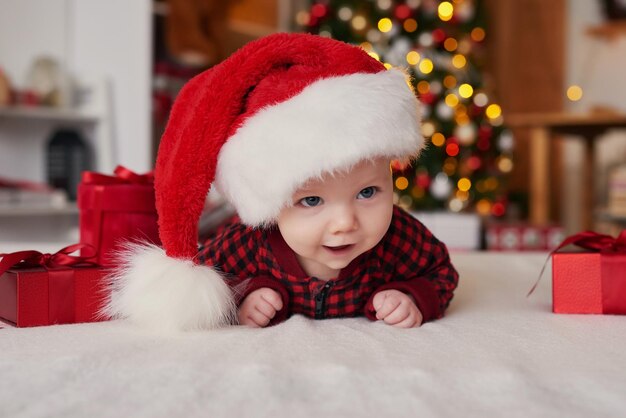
[197,206,458,325]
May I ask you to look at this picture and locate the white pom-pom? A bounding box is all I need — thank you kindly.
[100,243,237,332]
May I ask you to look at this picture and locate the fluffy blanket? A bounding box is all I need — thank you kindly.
[1,252,625,417]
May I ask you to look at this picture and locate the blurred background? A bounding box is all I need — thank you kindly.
[1,0,626,251]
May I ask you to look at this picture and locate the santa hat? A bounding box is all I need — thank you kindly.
[102,33,424,332]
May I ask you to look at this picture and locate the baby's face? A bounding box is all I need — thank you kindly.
[276,157,394,280]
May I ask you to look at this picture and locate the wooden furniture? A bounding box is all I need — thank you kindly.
[484,0,565,203]
[506,112,626,229]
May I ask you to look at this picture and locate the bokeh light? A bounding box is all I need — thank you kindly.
[452,54,467,68]
[419,58,434,74]
[486,104,502,119]
[567,85,583,101]
[406,51,421,65]
[378,18,393,33]
[395,176,409,190]
[458,83,474,98]
[438,2,454,21]
[403,18,418,32]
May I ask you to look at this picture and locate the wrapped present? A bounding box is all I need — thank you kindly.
[0,244,107,327]
[411,211,481,250]
[607,164,626,216]
[486,223,565,251]
[78,166,160,265]
[551,231,626,315]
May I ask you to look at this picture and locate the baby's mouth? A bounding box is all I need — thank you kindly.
[323,244,354,253]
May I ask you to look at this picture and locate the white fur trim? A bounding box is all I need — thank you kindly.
[100,243,237,332]
[215,68,423,226]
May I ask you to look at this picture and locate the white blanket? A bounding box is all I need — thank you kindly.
[1,252,625,418]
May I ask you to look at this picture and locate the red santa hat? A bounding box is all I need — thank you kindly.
[102,33,424,332]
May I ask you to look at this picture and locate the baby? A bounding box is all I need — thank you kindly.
[104,33,458,332]
[197,157,457,328]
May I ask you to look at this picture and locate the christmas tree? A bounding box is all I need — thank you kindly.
[299,0,513,217]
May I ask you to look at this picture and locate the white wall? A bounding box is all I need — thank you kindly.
[71,0,153,172]
[0,0,69,182]
[564,0,626,232]
[0,0,152,181]
[0,0,68,86]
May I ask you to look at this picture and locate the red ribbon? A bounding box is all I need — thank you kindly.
[48,269,76,323]
[0,244,96,276]
[529,230,626,297]
[551,230,626,254]
[81,165,154,186]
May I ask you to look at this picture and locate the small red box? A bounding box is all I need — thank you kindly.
[486,223,565,251]
[552,251,626,314]
[78,167,160,266]
[0,265,107,327]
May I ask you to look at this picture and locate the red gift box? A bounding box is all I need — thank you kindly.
[552,231,626,315]
[78,166,160,266]
[486,223,565,251]
[0,244,108,327]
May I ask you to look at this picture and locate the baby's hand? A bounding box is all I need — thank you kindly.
[238,287,283,328]
[372,290,423,328]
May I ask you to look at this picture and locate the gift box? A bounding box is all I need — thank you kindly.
[551,231,626,315]
[486,223,565,251]
[0,244,108,327]
[411,211,481,250]
[607,164,626,216]
[78,166,160,265]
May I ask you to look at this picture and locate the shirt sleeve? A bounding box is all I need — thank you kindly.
[364,207,459,323]
[196,223,290,324]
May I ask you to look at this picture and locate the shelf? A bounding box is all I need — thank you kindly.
[505,111,626,129]
[0,105,98,123]
[0,202,78,217]
[0,79,116,174]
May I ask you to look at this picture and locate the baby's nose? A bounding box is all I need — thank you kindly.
[329,205,358,233]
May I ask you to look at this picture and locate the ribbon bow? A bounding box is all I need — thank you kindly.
[528,230,626,296]
[81,165,154,185]
[553,230,626,254]
[0,244,96,276]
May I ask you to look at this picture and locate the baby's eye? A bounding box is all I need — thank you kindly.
[357,186,377,199]
[299,196,322,207]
